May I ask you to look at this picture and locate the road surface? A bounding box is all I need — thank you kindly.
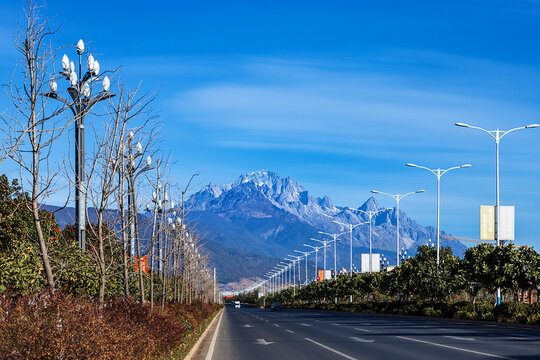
[202,306,540,360]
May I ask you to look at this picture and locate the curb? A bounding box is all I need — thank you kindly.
[185,308,224,360]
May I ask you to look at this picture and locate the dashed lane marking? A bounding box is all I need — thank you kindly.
[397,336,513,360]
[305,338,359,360]
[443,335,475,341]
[350,336,374,343]
[354,328,371,332]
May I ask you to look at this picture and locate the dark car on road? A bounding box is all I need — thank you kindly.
[271,302,284,311]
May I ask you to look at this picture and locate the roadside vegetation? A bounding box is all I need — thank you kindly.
[0,2,220,358]
[258,244,540,324]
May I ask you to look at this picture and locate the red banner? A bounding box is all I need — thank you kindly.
[135,256,148,274]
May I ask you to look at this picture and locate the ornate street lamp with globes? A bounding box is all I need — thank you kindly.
[44,39,115,251]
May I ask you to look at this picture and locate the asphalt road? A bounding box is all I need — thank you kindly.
[204,306,540,360]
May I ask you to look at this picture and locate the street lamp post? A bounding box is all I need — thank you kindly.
[286,256,297,294]
[455,122,539,304]
[304,244,319,281]
[332,220,364,276]
[347,208,389,273]
[45,39,114,251]
[318,231,347,279]
[294,250,309,286]
[371,190,425,266]
[406,163,471,266]
[310,238,330,277]
[127,134,152,259]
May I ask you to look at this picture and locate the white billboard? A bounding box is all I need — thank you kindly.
[480,205,514,241]
[499,206,515,241]
[361,253,381,273]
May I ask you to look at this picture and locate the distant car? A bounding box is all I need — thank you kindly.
[271,302,283,311]
[234,301,241,309]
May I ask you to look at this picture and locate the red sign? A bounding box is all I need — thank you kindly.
[135,256,148,274]
[318,270,325,281]
[224,295,234,299]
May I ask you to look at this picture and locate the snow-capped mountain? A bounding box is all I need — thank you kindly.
[188,171,466,268]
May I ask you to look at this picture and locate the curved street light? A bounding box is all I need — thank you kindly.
[318,231,347,279]
[347,207,389,273]
[332,220,365,276]
[455,122,539,304]
[406,163,470,266]
[304,244,320,281]
[371,189,425,266]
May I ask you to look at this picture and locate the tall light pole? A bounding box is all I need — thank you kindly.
[406,163,471,266]
[318,231,347,279]
[45,39,114,251]
[279,262,289,288]
[347,208,388,272]
[295,250,309,285]
[310,238,330,276]
[286,256,297,294]
[332,220,364,276]
[371,190,425,266]
[304,244,319,281]
[455,122,539,305]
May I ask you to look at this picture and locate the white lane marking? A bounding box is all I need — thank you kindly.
[274,323,280,327]
[444,335,476,341]
[510,333,540,339]
[205,310,224,360]
[285,329,294,333]
[350,336,374,343]
[332,323,340,326]
[354,328,371,332]
[300,323,312,326]
[305,338,359,360]
[254,338,274,346]
[243,324,253,328]
[397,336,514,359]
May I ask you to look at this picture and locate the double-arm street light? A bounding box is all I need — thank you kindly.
[286,256,297,293]
[347,208,388,273]
[332,220,364,276]
[371,190,425,266]
[294,250,309,285]
[455,122,539,304]
[406,163,471,266]
[45,39,114,251]
[279,262,290,288]
[310,238,331,277]
[318,231,347,279]
[304,244,319,281]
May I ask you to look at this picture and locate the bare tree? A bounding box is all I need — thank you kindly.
[85,89,125,303]
[108,82,156,299]
[7,2,69,289]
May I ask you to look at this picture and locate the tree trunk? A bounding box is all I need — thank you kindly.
[98,213,106,304]
[129,173,145,304]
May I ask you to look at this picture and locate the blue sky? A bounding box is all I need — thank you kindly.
[2,1,540,248]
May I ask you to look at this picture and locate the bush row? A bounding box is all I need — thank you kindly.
[288,300,540,325]
[0,290,220,360]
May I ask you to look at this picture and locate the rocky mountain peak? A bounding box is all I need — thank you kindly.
[358,196,382,212]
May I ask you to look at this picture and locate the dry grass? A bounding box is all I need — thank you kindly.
[0,290,218,359]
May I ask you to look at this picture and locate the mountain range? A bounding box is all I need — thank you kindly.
[44,170,467,288]
[186,171,466,286]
